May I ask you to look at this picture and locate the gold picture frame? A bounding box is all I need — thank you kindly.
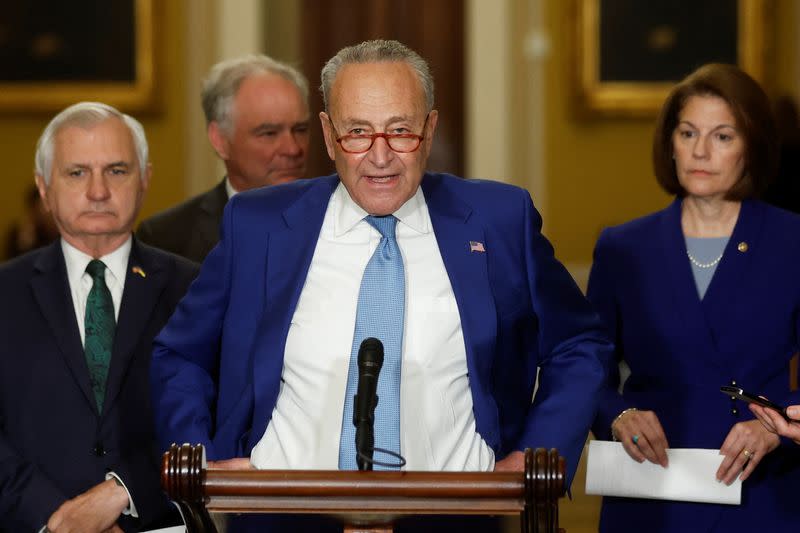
[0,0,157,113]
[574,0,770,117]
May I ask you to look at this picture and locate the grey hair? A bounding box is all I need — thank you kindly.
[34,101,149,185]
[320,39,434,113]
[201,54,310,135]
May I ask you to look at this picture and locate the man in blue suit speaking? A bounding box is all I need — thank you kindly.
[151,40,610,489]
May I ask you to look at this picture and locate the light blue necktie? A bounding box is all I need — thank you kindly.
[339,215,404,470]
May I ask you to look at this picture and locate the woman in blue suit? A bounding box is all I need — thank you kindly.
[588,63,800,532]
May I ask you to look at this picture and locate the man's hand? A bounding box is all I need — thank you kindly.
[494,451,525,472]
[207,457,254,470]
[716,419,780,484]
[47,479,128,533]
[750,403,800,445]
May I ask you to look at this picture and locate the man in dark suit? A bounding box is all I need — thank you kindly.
[136,54,311,263]
[151,40,611,531]
[0,102,198,532]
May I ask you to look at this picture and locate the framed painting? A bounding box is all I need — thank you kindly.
[0,0,157,113]
[573,0,770,117]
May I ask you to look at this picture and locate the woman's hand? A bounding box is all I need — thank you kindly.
[750,403,800,445]
[716,419,779,484]
[611,409,669,467]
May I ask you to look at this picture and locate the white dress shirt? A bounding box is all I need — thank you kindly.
[62,237,130,343]
[250,184,494,471]
[59,236,138,518]
[224,176,238,199]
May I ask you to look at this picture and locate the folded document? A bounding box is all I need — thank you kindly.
[585,440,741,505]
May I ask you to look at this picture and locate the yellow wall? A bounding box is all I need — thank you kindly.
[0,0,796,268]
[137,1,189,219]
[526,0,797,266]
[0,1,188,252]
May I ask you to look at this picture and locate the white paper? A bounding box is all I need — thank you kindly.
[585,440,741,505]
[142,527,186,533]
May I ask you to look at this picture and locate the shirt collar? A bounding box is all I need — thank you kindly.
[225,176,238,199]
[332,182,430,237]
[61,236,132,288]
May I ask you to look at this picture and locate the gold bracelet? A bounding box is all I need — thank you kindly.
[611,407,638,441]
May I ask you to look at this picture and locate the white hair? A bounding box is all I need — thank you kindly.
[320,39,434,113]
[34,101,149,184]
[201,54,310,135]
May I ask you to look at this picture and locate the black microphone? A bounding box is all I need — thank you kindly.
[353,337,384,471]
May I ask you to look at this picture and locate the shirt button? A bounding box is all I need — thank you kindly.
[731,408,738,415]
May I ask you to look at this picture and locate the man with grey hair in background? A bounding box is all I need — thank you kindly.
[137,54,311,263]
[152,39,610,532]
[0,102,197,532]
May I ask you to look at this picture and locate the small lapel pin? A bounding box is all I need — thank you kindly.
[469,241,486,253]
[737,242,748,253]
[132,266,146,278]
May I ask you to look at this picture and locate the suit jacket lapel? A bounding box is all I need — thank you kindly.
[193,179,229,254]
[701,200,762,368]
[30,241,96,409]
[248,176,339,450]
[661,198,703,303]
[103,239,169,414]
[422,175,498,441]
[659,200,721,360]
[701,200,761,306]
[660,199,762,371]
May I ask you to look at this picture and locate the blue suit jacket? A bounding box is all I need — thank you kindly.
[588,199,800,533]
[151,173,610,484]
[0,240,197,531]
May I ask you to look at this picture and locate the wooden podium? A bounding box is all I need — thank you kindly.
[162,444,566,533]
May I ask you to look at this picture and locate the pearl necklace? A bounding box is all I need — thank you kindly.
[686,250,723,268]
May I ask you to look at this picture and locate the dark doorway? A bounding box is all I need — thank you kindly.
[299,0,465,179]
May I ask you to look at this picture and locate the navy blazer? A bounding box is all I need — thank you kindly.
[137,179,228,264]
[151,173,611,484]
[0,240,198,531]
[588,199,800,533]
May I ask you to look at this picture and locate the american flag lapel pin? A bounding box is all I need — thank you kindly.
[469,241,486,253]
[131,266,146,278]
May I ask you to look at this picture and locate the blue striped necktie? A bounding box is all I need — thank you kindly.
[339,215,405,470]
[84,259,116,412]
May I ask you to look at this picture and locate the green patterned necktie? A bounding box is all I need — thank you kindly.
[84,259,116,412]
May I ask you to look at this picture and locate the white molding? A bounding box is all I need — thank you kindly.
[522,0,548,224]
[184,0,265,195]
[217,0,264,61]
[466,0,510,181]
[184,0,218,195]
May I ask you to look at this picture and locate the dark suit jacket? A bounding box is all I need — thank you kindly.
[588,199,800,533]
[151,173,611,487]
[0,239,198,532]
[137,179,228,263]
